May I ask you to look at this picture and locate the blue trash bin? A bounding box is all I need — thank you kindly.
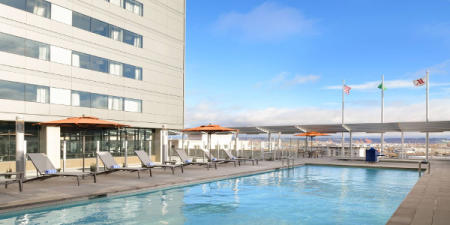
[366,147,378,162]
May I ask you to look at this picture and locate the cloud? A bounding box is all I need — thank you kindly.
[256,72,320,88]
[213,2,317,41]
[185,98,450,128]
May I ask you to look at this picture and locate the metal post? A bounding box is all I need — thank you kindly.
[342,79,345,157]
[124,140,128,167]
[63,141,67,172]
[425,70,429,161]
[381,74,384,156]
[96,140,100,172]
[82,135,85,173]
[401,132,404,159]
[349,132,353,159]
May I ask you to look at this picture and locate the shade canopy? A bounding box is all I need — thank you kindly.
[295,132,329,137]
[182,124,237,134]
[35,116,129,129]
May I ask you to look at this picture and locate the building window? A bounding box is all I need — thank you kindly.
[51,4,72,25]
[110,25,122,41]
[91,94,108,109]
[109,0,121,7]
[26,0,51,18]
[135,67,142,80]
[25,84,48,103]
[109,61,122,76]
[91,18,110,37]
[71,51,90,69]
[50,46,71,65]
[123,30,142,48]
[25,39,50,61]
[71,91,91,107]
[124,98,141,112]
[124,0,143,16]
[0,0,27,10]
[123,64,136,79]
[0,80,24,101]
[0,33,25,56]
[90,55,109,73]
[50,87,71,105]
[72,11,91,32]
[108,96,123,110]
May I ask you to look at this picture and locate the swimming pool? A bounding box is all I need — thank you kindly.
[0,165,418,225]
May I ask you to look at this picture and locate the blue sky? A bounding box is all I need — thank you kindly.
[185,0,450,127]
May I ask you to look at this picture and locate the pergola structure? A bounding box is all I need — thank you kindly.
[231,121,450,160]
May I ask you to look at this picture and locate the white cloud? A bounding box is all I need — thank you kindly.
[185,98,450,128]
[256,72,320,88]
[214,2,317,41]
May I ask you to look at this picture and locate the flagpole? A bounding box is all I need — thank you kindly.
[425,70,429,161]
[381,74,384,156]
[342,80,345,157]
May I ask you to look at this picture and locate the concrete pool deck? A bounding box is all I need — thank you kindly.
[0,157,440,224]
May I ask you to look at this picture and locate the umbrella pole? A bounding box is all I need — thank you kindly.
[209,133,212,162]
[82,134,85,173]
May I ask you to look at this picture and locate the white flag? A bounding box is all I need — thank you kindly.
[413,77,426,87]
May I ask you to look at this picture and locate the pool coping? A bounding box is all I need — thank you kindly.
[0,160,423,216]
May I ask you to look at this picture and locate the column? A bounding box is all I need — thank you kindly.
[152,127,168,163]
[39,126,61,168]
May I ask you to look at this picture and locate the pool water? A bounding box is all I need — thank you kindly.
[0,165,418,225]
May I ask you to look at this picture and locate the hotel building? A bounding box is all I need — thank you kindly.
[0,0,185,169]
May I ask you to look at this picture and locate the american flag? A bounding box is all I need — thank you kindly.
[343,85,351,95]
[413,77,426,86]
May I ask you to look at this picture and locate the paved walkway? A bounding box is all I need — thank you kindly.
[387,160,450,225]
[0,157,435,225]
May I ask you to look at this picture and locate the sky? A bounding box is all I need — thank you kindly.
[184,0,450,128]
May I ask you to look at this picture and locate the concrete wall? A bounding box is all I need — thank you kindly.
[0,0,185,129]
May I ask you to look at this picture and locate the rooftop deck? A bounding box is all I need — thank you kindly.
[0,158,447,225]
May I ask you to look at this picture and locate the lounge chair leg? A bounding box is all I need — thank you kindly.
[19,180,23,192]
[171,167,174,175]
[149,169,152,177]
[138,171,141,179]
[93,173,97,183]
[5,183,7,189]
[234,161,236,167]
[214,162,217,169]
[76,176,80,186]
[181,166,184,173]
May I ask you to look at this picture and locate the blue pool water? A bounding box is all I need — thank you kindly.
[0,165,418,225]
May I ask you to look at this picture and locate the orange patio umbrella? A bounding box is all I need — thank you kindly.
[36,116,129,128]
[182,124,238,161]
[36,116,129,172]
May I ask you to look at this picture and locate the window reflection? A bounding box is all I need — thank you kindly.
[26,0,50,18]
[0,80,24,101]
[25,39,49,60]
[0,33,25,55]
[71,91,91,107]
[0,0,27,10]
[91,94,108,109]
[25,84,49,103]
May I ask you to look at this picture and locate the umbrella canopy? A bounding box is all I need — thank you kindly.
[35,116,129,128]
[182,124,237,134]
[295,132,329,137]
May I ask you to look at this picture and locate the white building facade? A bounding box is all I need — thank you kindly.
[0,0,185,168]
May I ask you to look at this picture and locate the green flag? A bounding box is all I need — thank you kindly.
[378,83,387,90]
